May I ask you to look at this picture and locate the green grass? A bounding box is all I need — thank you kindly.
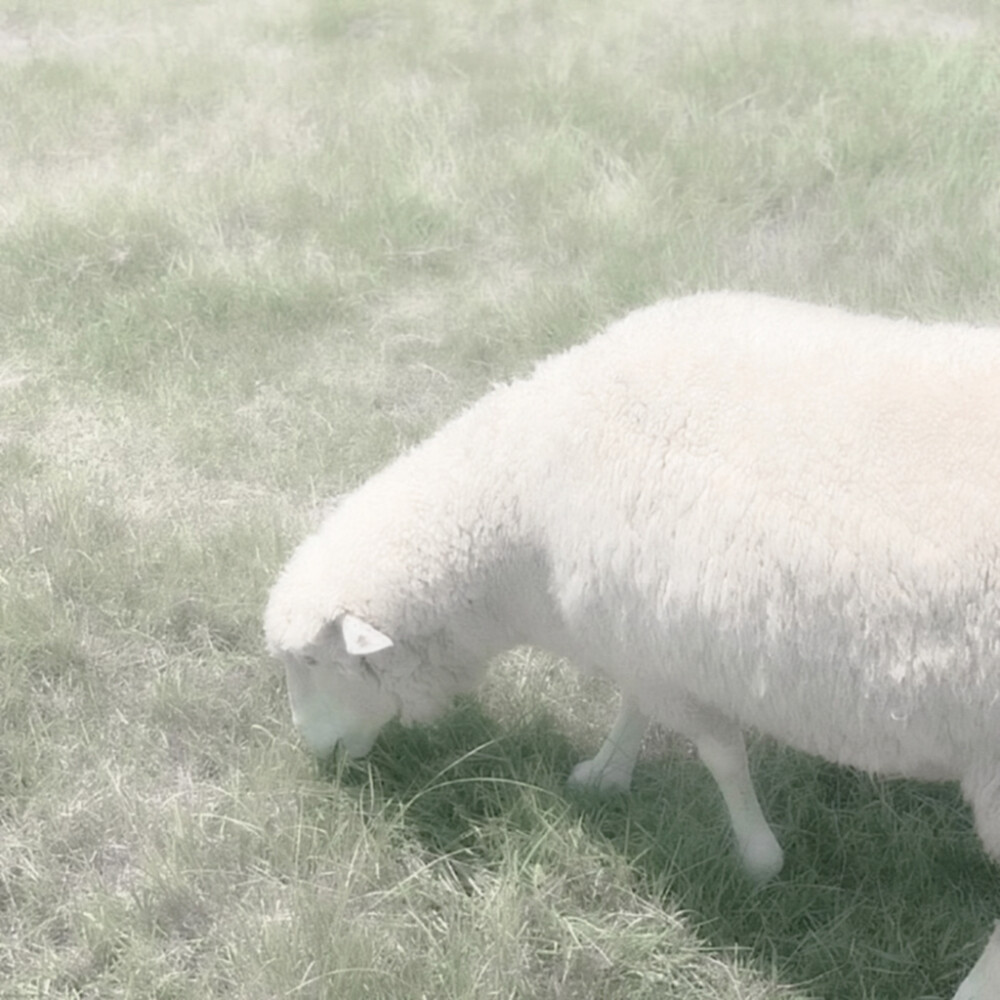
[3,0,1000,996]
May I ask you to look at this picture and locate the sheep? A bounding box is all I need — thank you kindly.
[265,291,1000,999]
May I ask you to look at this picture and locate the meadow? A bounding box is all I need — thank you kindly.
[2,0,1000,996]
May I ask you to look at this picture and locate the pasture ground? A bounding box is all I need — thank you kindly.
[2,0,1000,997]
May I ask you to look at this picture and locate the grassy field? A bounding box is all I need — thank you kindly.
[3,0,1000,997]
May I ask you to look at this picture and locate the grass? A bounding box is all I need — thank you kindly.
[2,0,1000,996]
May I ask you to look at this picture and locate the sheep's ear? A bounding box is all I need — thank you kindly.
[340,613,394,656]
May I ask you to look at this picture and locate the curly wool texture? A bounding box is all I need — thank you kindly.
[266,291,1000,853]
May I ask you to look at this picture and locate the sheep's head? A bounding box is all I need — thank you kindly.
[278,613,401,758]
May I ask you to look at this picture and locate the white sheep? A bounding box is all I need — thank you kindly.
[265,292,1000,999]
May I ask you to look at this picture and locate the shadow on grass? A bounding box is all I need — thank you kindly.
[327,699,998,1000]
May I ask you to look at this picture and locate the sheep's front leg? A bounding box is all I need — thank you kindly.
[694,719,784,883]
[568,697,648,793]
[954,923,1000,1000]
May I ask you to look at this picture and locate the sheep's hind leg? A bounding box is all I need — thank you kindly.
[694,716,784,883]
[568,697,648,793]
[953,923,1000,1000]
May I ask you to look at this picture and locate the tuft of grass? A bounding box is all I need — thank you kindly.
[3,0,1000,997]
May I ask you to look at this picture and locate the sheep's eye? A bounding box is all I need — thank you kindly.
[359,656,379,683]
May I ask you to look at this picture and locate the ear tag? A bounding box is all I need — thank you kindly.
[340,613,394,656]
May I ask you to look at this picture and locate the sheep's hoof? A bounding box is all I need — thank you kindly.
[739,832,785,884]
[567,758,632,793]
